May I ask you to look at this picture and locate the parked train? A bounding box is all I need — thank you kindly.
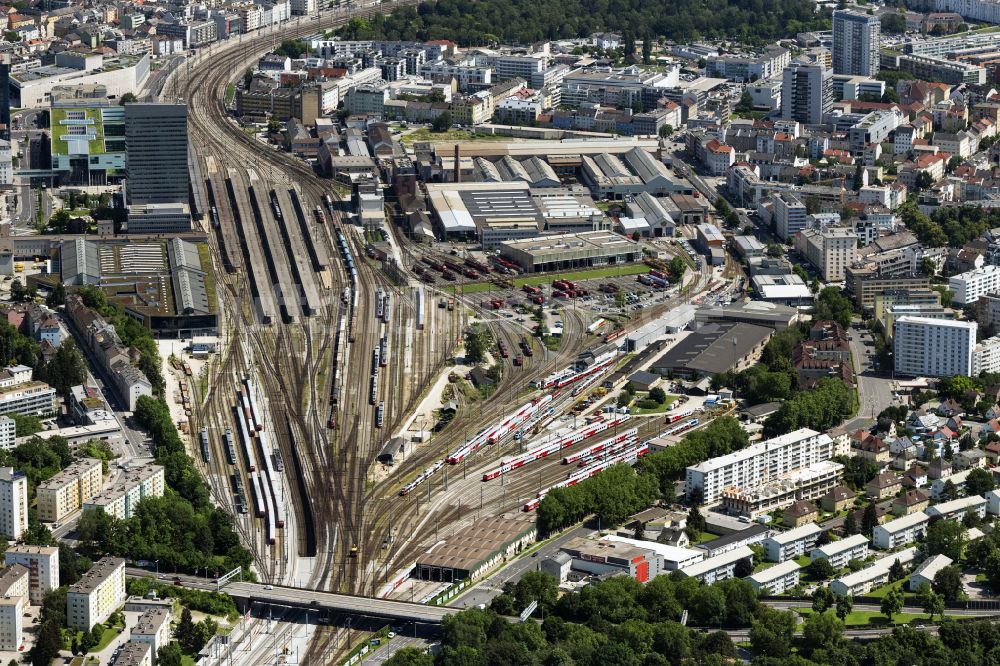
[532,355,617,391]
[445,394,554,464]
[223,428,237,465]
[524,443,651,511]
[199,427,211,463]
[481,418,632,481]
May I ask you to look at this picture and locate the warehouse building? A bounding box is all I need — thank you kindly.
[499,231,641,273]
[651,322,773,377]
[561,537,659,582]
[413,515,536,582]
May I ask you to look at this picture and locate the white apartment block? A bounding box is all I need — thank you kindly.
[987,489,1000,515]
[894,316,976,378]
[772,191,807,241]
[974,335,1000,375]
[677,545,753,584]
[830,547,918,597]
[0,596,23,651]
[82,464,164,520]
[925,494,987,522]
[36,457,103,523]
[130,608,171,660]
[949,265,1000,305]
[873,511,929,549]
[747,560,801,595]
[0,469,27,541]
[686,429,835,504]
[0,565,29,600]
[0,417,14,451]
[794,227,857,282]
[811,533,869,569]
[116,640,152,666]
[762,523,823,563]
[66,557,126,630]
[931,468,973,500]
[908,553,952,592]
[5,546,59,605]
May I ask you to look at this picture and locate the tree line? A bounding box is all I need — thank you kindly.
[386,568,1000,666]
[336,0,829,48]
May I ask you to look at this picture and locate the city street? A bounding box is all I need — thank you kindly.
[848,323,900,421]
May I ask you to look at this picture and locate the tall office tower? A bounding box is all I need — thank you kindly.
[781,63,833,125]
[0,468,28,540]
[124,103,189,205]
[833,10,881,76]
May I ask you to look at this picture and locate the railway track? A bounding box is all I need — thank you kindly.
[164,5,704,659]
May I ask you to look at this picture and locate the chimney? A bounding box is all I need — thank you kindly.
[453,144,461,183]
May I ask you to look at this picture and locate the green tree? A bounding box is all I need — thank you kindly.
[880,587,904,623]
[835,594,853,621]
[46,282,65,307]
[917,582,945,621]
[658,124,673,138]
[967,467,995,495]
[807,557,835,581]
[812,586,835,613]
[648,387,667,404]
[157,643,184,666]
[889,558,906,582]
[666,256,687,282]
[31,617,62,665]
[463,323,490,364]
[118,92,138,105]
[813,287,854,329]
[432,111,453,132]
[843,510,859,535]
[385,647,434,666]
[802,610,844,653]
[750,607,795,658]
[862,503,879,537]
[926,519,965,561]
[177,607,195,650]
[935,564,964,602]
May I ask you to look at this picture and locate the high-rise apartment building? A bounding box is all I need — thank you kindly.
[685,429,836,504]
[949,265,1000,305]
[781,63,832,125]
[124,103,188,206]
[66,557,126,630]
[894,316,976,377]
[5,545,59,605]
[771,191,807,241]
[0,469,27,540]
[833,10,881,76]
[795,227,858,281]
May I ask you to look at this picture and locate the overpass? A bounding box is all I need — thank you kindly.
[223,582,457,623]
[126,570,457,624]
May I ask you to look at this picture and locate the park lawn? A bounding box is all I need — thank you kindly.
[181,656,197,666]
[691,531,717,545]
[225,83,236,107]
[798,608,926,627]
[795,555,812,567]
[753,561,776,574]
[446,265,653,294]
[67,625,122,652]
[866,579,907,599]
[634,395,680,414]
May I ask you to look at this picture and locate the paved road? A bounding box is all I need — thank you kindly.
[848,323,900,421]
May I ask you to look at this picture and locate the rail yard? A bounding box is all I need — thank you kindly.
[154,4,736,660]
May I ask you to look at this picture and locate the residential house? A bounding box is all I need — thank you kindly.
[782,500,818,528]
[867,471,902,500]
[955,448,987,470]
[820,485,856,513]
[891,489,930,516]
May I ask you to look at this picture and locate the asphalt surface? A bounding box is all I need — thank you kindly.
[848,324,900,422]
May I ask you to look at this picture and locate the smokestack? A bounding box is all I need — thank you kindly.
[454,144,460,183]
